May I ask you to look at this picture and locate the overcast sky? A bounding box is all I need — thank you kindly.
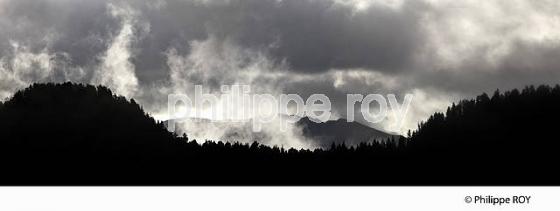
[1,0,559,138]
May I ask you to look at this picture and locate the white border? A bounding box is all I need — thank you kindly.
[0,187,556,211]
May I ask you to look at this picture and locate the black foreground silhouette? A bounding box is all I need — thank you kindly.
[0,82,559,185]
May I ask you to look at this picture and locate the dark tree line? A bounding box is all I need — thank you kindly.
[409,85,560,156]
[402,85,560,185]
[0,82,558,185]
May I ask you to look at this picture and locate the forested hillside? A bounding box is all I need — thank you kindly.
[0,83,558,185]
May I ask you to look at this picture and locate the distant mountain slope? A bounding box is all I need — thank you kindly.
[165,116,400,148]
[296,117,401,148]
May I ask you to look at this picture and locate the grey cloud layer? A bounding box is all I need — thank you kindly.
[0,0,424,81]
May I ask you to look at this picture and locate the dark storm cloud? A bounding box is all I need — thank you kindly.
[121,0,427,81]
[186,0,425,73]
[7,0,424,83]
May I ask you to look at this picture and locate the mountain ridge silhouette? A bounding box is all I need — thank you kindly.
[296,116,401,147]
[165,115,400,148]
[0,82,559,185]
